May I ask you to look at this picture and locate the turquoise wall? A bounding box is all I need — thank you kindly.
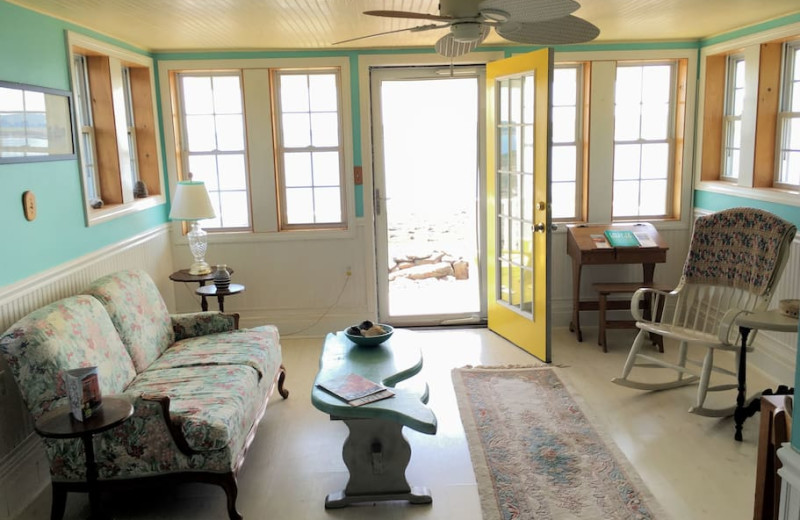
[0,2,168,288]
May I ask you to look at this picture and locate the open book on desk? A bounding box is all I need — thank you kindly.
[317,372,395,406]
[603,230,658,248]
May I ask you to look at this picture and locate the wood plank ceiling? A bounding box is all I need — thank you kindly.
[8,0,800,52]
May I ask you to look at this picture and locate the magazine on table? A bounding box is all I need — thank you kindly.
[64,366,103,421]
[316,372,395,407]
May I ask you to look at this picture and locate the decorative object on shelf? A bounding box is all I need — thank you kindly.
[213,264,231,291]
[133,180,149,198]
[780,299,799,318]
[169,177,216,275]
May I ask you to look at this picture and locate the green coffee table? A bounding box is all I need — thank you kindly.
[311,329,437,508]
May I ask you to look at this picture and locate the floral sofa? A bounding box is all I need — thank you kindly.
[0,269,288,520]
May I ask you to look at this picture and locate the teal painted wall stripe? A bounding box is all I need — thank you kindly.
[694,190,800,227]
[354,185,364,219]
[701,12,800,47]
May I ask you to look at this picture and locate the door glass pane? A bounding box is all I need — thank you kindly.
[495,72,534,319]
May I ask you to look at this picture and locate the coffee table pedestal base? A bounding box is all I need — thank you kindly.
[324,418,432,508]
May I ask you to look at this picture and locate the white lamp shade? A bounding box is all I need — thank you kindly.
[169,181,216,220]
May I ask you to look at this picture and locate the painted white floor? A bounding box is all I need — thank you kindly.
[19,326,779,519]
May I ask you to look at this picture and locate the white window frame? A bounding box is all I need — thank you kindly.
[159,57,355,240]
[611,60,678,220]
[721,54,745,181]
[72,54,100,202]
[273,69,347,230]
[121,66,140,192]
[776,39,800,189]
[551,63,584,222]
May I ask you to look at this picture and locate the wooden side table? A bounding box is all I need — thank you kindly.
[169,267,234,311]
[195,283,245,312]
[733,309,798,441]
[35,396,134,520]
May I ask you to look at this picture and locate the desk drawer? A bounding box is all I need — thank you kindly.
[615,248,667,264]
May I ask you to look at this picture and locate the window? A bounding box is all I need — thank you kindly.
[176,73,249,229]
[722,55,745,180]
[551,64,584,221]
[273,70,345,229]
[67,32,164,224]
[777,41,800,188]
[612,62,676,218]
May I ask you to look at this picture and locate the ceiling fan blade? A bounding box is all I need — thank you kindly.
[496,16,600,45]
[434,25,490,58]
[364,10,454,22]
[479,0,580,23]
[332,24,446,45]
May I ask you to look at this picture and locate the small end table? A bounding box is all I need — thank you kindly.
[733,309,798,441]
[169,267,234,311]
[195,283,245,312]
[35,396,134,519]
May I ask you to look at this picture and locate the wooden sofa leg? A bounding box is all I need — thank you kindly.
[278,364,289,399]
[50,482,67,520]
[220,473,243,520]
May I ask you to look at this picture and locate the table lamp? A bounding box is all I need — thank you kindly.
[169,180,216,275]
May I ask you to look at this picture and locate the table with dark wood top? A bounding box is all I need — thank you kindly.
[35,396,134,520]
[566,223,669,342]
[169,267,234,311]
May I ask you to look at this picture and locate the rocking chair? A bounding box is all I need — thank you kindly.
[611,208,796,416]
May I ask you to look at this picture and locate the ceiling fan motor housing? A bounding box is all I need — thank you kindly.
[451,22,484,42]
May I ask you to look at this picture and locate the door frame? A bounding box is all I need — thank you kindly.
[358,52,503,326]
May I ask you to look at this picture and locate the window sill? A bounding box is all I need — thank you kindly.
[86,195,165,226]
[694,181,800,208]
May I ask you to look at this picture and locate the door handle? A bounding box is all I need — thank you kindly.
[533,223,558,233]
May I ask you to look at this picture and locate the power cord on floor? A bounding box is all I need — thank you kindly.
[282,272,351,336]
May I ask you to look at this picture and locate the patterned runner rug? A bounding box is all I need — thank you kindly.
[452,366,665,520]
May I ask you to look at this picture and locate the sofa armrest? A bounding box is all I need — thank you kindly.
[171,312,239,341]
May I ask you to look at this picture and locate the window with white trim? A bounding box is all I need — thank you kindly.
[72,54,99,202]
[176,73,249,229]
[550,64,583,221]
[722,55,745,181]
[273,70,346,229]
[777,41,800,188]
[612,62,676,218]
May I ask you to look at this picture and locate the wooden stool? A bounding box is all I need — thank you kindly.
[593,282,672,352]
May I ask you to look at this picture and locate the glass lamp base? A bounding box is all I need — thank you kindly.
[188,261,212,275]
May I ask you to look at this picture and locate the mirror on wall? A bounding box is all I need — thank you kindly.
[0,80,76,164]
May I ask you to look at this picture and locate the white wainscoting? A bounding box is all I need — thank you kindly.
[779,445,800,519]
[0,224,173,520]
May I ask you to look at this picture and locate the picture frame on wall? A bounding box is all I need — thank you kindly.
[0,80,76,164]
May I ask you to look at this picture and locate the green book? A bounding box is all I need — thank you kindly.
[604,230,640,247]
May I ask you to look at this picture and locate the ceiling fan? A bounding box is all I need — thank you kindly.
[334,0,600,57]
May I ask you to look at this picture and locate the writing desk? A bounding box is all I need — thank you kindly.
[566,223,669,342]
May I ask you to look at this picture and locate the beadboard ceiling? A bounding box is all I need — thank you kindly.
[8,0,800,53]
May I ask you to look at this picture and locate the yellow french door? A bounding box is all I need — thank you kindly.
[486,49,553,362]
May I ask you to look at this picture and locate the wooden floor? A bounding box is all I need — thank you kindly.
[19,326,779,519]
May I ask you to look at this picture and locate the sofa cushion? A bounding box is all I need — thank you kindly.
[84,269,173,372]
[147,325,280,380]
[0,296,136,419]
[125,365,263,452]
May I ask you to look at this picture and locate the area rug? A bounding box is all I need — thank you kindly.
[452,366,664,520]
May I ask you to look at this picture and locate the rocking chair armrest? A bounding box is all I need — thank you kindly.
[719,308,750,345]
[630,287,674,322]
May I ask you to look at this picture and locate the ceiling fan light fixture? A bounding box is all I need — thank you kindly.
[451,22,484,43]
[480,8,510,23]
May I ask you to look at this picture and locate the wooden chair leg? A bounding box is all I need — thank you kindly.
[598,292,608,352]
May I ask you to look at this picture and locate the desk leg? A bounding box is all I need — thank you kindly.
[570,261,583,342]
[325,418,431,508]
[641,263,663,351]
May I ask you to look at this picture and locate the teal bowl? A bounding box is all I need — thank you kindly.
[344,324,394,347]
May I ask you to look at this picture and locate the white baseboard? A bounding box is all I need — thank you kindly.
[778,444,800,519]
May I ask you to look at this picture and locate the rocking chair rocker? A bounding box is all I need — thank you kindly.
[611,208,796,416]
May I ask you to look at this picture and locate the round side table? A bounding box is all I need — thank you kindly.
[195,283,245,313]
[169,267,234,311]
[35,397,134,519]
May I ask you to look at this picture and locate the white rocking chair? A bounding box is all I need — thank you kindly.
[611,208,796,417]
